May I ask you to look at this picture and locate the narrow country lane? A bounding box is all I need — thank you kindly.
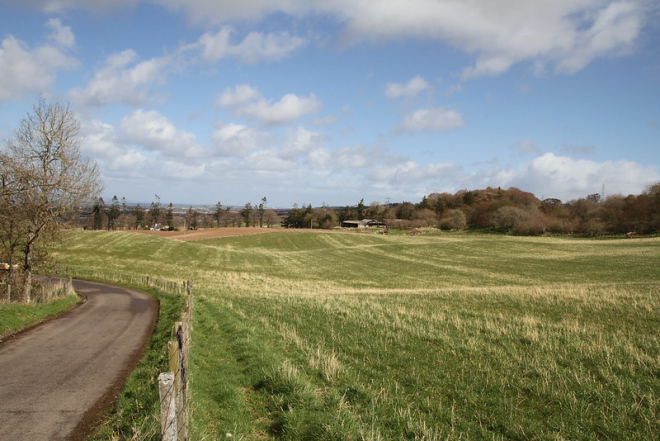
[0,279,158,441]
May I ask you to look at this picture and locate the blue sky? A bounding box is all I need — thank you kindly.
[1,0,659,207]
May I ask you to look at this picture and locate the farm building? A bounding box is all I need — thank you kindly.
[340,219,387,228]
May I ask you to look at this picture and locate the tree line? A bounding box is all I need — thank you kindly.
[278,185,660,235]
[86,196,282,231]
[87,184,660,237]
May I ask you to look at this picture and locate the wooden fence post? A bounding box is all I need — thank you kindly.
[159,279,193,441]
[158,372,177,441]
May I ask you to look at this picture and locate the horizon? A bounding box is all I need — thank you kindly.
[93,183,628,212]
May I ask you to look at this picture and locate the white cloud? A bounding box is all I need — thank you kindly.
[159,160,207,179]
[212,121,273,157]
[120,109,204,159]
[282,126,326,159]
[0,22,78,101]
[551,1,643,75]
[78,116,152,184]
[385,75,431,99]
[195,26,304,64]
[155,0,312,26]
[515,153,659,200]
[46,18,75,48]
[368,161,460,185]
[215,84,261,108]
[216,84,321,125]
[395,107,465,132]
[329,144,403,169]
[464,152,660,201]
[69,50,171,107]
[331,144,372,168]
[241,148,297,172]
[158,0,650,78]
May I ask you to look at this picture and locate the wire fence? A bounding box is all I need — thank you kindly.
[61,267,189,295]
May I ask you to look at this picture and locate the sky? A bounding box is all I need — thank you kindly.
[0,0,659,208]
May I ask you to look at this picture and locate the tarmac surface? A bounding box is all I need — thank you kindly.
[0,279,158,441]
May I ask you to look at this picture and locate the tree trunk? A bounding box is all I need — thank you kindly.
[22,241,33,303]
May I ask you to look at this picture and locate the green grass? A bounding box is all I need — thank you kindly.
[0,294,80,338]
[55,231,660,440]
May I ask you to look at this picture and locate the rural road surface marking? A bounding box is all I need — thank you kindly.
[0,279,158,441]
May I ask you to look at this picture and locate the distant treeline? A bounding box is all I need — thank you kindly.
[281,183,659,235]
[87,183,660,236]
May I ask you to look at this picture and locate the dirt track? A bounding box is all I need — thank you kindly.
[0,280,157,441]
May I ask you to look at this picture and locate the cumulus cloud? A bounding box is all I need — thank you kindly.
[194,26,305,64]
[120,109,204,159]
[463,153,660,202]
[281,126,326,159]
[240,148,298,172]
[69,50,171,107]
[385,75,431,99]
[216,84,322,125]
[394,107,465,133]
[46,18,75,48]
[212,121,273,157]
[0,20,78,101]
[511,153,659,201]
[78,116,154,185]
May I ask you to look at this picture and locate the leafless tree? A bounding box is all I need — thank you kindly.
[0,96,103,301]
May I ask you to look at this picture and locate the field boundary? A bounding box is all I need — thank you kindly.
[159,280,193,441]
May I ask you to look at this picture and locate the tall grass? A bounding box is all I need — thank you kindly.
[0,278,80,338]
[55,231,660,440]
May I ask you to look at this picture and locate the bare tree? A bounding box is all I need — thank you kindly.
[264,209,280,228]
[258,197,267,227]
[150,195,162,228]
[0,96,103,301]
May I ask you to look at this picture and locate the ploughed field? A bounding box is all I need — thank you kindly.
[56,230,660,440]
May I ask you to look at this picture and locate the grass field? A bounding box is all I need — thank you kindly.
[55,230,660,440]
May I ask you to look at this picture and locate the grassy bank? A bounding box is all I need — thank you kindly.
[0,294,80,338]
[55,231,660,440]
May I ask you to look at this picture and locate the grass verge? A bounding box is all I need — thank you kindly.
[0,294,80,339]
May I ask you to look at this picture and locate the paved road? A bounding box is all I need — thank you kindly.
[0,279,158,441]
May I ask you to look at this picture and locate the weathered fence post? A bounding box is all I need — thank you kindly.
[159,280,192,441]
[158,372,177,441]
